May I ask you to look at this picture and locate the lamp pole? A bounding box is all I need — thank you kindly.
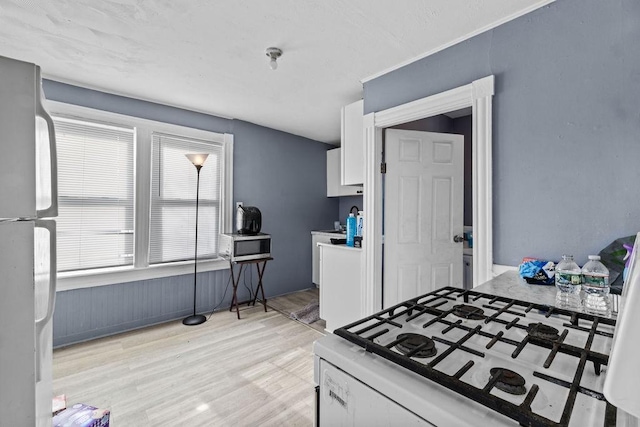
[183,154,209,326]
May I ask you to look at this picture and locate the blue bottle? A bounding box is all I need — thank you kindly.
[346,213,356,247]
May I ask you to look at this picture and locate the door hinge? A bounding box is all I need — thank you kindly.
[380,162,387,174]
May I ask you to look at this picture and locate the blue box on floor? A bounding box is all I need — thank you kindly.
[52,403,110,427]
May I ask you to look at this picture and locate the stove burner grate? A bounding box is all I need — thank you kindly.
[452,304,485,320]
[395,333,437,358]
[527,323,560,341]
[489,368,527,395]
[334,285,618,427]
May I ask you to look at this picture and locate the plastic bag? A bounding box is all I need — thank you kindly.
[598,235,636,294]
[519,260,555,286]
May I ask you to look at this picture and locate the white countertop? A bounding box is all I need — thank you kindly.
[311,230,346,237]
[475,270,618,320]
[317,242,362,252]
[474,270,558,306]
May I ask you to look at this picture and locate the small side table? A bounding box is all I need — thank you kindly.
[228,257,273,319]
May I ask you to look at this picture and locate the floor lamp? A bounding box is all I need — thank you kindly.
[183,153,209,326]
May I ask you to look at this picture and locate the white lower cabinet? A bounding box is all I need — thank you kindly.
[318,243,363,332]
[312,233,334,286]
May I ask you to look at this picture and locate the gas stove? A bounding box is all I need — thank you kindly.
[314,283,637,426]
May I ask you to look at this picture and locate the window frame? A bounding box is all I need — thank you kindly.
[54,116,136,272]
[149,132,224,265]
[49,101,234,291]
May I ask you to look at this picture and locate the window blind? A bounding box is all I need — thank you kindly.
[54,117,135,272]
[150,133,222,264]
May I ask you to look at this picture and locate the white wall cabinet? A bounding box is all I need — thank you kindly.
[327,148,363,197]
[318,243,363,332]
[341,99,364,185]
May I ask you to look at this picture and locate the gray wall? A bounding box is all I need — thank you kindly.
[44,81,338,346]
[338,196,363,227]
[232,119,338,295]
[53,271,230,347]
[451,116,473,226]
[364,0,640,266]
[390,115,453,133]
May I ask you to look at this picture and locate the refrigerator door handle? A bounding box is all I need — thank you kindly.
[35,66,58,218]
[34,220,56,382]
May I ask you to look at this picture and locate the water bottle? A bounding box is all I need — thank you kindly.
[356,211,364,237]
[582,255,611,317]
[555,255,582,310]
[346,213,356,247]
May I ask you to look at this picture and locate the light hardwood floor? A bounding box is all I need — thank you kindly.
[53,300,324,426]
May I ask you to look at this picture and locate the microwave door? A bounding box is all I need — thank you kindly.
[235,239,261,257]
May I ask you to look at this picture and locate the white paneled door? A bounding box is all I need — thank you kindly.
[383,129,464,308]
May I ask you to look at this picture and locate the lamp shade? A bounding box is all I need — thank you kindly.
[185,153,209,167]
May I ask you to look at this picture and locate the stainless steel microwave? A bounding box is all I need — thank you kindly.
[219,233,271,262]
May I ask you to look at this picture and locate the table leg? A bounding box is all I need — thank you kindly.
[229,262,243,319]
[253,260,268,312]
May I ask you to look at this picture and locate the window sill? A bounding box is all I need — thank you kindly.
[57,258,230,292]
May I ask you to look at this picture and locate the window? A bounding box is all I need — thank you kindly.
[55,117,135,272]
[150,133,222,264]
[51,102,233,290]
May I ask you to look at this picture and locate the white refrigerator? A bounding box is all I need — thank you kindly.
[0,55,58,426]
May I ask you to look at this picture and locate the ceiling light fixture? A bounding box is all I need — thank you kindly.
[265,47,283,70]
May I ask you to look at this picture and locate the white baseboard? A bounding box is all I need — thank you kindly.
[492,264,518,276]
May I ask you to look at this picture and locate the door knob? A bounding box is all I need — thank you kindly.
[453,234,465,243]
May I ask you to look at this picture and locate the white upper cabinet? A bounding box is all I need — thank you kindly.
[327,148,363,197]
[341,99,364,186]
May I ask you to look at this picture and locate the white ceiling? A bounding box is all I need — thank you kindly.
[0,0,552,144]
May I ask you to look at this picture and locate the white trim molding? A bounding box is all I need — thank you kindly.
[493,264,519,276]
[57,258,230,291]
[47,101,234,291]
[472,79,494,288]
[362,113,381,315]
[363,75,494,313]
[222,133,234,233]
[360,0,555,83]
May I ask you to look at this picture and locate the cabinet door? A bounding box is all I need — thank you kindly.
[341,99,364,186]
[327,148,363,197]
[312,234,333,285]
[319,245,362,332]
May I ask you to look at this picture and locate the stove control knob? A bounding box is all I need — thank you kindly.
[453,234,465,243]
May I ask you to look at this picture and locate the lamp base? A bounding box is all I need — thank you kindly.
[182,314,207,326]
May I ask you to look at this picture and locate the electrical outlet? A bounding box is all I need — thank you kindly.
[236,202,243,210]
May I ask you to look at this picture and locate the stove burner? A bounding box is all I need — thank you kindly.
[395,333,437,358]
[527,323,560,341]
[452,304,485,320]
[489,368,527,395]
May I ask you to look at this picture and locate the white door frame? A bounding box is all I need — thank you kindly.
[362,75,494,314]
